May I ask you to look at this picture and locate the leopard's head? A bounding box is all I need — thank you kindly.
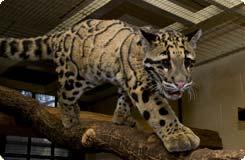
[141,27,202,100]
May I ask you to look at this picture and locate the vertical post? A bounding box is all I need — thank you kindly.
[51,143,55,160]
[0,135,6,155]
[27,137,31,160]
[55,96,58,108]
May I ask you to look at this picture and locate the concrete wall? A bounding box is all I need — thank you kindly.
[182,50,245,149]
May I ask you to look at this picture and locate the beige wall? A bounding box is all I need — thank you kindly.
[183,50,245,149]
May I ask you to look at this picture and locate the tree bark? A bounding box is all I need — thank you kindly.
[0,86,244,160]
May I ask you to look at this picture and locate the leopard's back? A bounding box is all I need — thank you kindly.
[60,19,138,86]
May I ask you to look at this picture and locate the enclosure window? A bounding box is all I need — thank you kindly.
[1,90,117,159]
[2,90,71,160]
[35,94,55,107]
[4,136,71,160]
[20,91,32,97]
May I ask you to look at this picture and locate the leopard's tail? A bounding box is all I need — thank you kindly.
[0,35,54,61]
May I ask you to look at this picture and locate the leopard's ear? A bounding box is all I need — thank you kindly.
[140,26,159,43]
[187,29,202,49]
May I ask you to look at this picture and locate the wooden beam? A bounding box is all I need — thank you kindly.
[0,85,244,159]
[0,108,223,150]
[0,108,113,138]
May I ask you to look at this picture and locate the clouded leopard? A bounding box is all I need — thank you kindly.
[0,19,202,152]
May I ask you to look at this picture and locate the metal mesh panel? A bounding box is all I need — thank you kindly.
[49,0,111,33]
[196,18,245,64]
[0,0,244,73]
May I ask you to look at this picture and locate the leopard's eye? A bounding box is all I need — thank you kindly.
[162,59,171,69]
[185,58,195,68]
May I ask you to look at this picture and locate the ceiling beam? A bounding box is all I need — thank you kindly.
[153,0,241,34]
[88,0,126,19]
[161,22,187,31]
[177,0,244,35]
[50,0,200,33]
[205,0,243,8]
[204,0,245,19]
[144,0,234,33]
[129,0,195,26]
[181,12,236,35]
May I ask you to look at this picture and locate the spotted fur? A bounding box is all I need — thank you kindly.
[0,19,202,152]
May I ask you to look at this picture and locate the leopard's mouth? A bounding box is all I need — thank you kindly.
[160,81,188,100]
[168,90,182,96]
[163,89,183,100]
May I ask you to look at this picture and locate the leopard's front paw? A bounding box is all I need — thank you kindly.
[112,114,137,127]
[162,126,200,152]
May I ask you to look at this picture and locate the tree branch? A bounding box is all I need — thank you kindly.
[0,86,244,160]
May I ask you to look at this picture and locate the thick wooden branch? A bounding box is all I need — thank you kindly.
[0,86,244,160]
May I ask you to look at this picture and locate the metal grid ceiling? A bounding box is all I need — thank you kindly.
[0,0,90,37]
[196,18,245,64]
[0,0,244,65]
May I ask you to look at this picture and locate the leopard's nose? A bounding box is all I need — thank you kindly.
[175,81,185,89]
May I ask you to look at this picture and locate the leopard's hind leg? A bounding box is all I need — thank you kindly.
[57,78,85,128]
